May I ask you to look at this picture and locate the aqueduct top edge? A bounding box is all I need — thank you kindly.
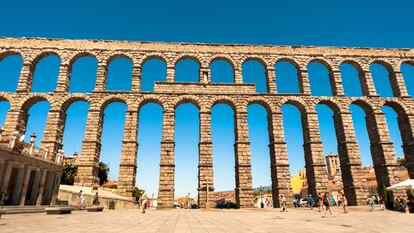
[0,37,414,57]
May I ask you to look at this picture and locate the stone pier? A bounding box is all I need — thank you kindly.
[0,37,413,208]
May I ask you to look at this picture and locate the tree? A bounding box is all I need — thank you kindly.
[133,187,145,201]
[61,164,78,185]
[397,157,406,167]
[382,186,393,210]
[98,162,110,185]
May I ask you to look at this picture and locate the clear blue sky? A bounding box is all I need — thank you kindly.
[0,0,412,198]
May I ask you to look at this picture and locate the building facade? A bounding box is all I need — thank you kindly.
[0,136,63,206]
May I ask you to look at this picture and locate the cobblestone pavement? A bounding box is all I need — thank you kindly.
[0,207,413,233]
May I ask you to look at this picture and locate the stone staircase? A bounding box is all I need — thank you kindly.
[0,205,47,214]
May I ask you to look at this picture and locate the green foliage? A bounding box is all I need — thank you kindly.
[406,189,414,199]
[98,162,109,185]
[397,157,406,167]
[133,187,145,201]
[108,184,118,189]
[382,186,393,210]
[61,164,78,185]
[253,189,272,196]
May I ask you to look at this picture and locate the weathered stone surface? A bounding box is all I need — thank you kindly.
[0,37,413,208]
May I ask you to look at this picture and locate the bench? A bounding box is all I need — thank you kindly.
[45,207,73,214]
[55,200,69,206]
[86,206,104,212]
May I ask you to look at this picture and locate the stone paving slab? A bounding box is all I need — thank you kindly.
[0,207,413,233]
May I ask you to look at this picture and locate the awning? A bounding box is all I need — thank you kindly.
[387,179,414,190]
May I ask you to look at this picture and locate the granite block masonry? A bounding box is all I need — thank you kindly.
[0,37,413,208]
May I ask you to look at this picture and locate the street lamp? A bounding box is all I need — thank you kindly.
[30,133,36,144]
[29,133,37,156]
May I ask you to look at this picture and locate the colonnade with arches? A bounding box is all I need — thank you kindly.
[0,38,413,208]
[2,45,413,98]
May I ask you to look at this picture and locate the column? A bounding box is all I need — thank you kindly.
[118,110,139,198]
[93,60,108,92]
[28,170,42,205]
[54,62,71,92]
[157,109,175,208]
[367,112,400,189]
[0,160,5,186]
[331,69,345,96]
[12,166,26,205]
[166,64,175,82]
[266,66,277,94]
[302,111,329,197]
[50,172,62,205]
[334,111,369,205]
[36,170,48,205]
[399,113,414,179]
[2,107,27,143]
[234,65,243,84]
[234,110,254,208]
[361,70,378,96]
[131,65,141,92]
[42,172,55,205]
[198,111,214,208]
[40,110,64,159]
[74,109,103,186]
[298,68,311,95]
[268,111,293,207]
[19,167,32,206]
[0,162,12,196]
[391,71,410,98]
[16,61,33,93]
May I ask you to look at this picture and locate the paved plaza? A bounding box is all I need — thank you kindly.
[1,207,413,233]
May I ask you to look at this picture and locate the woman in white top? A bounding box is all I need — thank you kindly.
[280,194,288,212]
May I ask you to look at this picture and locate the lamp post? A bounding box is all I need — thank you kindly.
[72,152,78,164]
[29,133,36,156]
[187,192,190,209]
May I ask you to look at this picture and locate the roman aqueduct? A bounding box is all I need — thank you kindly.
[0,37,413,208]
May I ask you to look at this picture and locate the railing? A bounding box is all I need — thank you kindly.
[0,128,64,165]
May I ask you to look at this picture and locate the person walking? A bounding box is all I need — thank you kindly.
[340,192,348,213]
[323,192,334,217]
[394,197,400,211]
[317,192,323,212]
[378,198,385,211]
[337,194,342,206]
[92,192,100,206]
[331,193,336,206]
[402,197,409,214]
[367,196,374,212]
[78,190,85,210]
[142,199,147,214]
[280,194,288,212]
[307,194,314,210]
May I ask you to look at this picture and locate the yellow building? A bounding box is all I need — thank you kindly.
[290,170,307,194]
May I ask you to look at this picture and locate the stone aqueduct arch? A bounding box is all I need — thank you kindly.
[0,37,414,208]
